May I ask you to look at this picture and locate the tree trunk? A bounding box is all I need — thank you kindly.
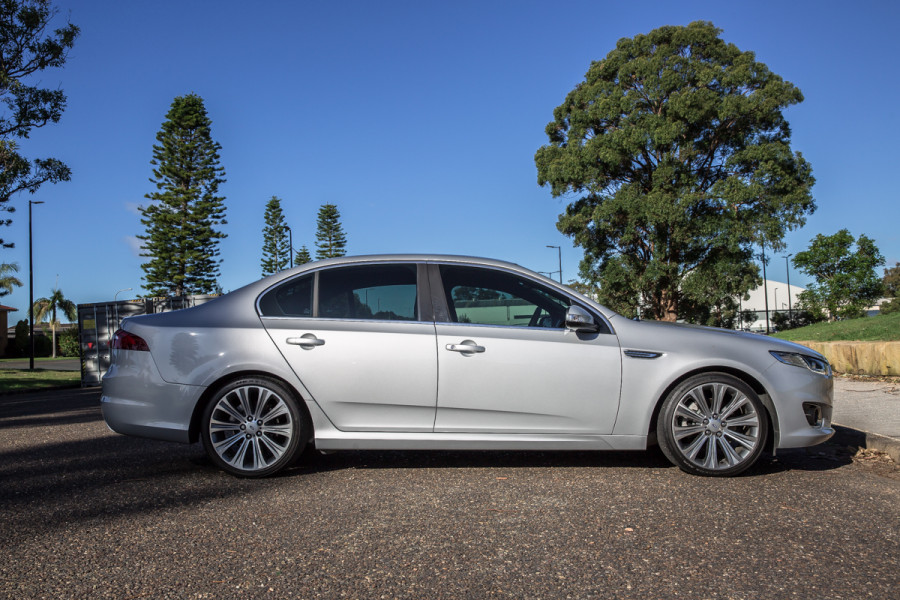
[659,289,679,322]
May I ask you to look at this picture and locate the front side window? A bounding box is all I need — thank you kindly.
[438,265,570,328]
[318,264,418,321]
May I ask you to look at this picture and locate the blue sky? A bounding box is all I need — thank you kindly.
[2,0,898,320]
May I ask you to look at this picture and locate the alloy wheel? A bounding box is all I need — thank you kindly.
[207,384,295,473]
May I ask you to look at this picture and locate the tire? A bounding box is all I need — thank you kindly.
[201,377,307,477]
[657,373,768,477]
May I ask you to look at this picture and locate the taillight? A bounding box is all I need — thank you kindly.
[111,329,150,352]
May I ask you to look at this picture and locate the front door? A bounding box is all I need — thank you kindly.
[432,264,621,434]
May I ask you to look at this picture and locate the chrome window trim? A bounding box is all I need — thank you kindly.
[260,315,433,326]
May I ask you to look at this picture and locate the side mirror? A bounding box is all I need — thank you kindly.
[565,305,599,333]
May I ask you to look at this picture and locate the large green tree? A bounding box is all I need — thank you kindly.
[535,21,814,322]
[31,286,75,358]
[314,203,347,260]
[793,230,884,320]
[139,94,227,297]
[882,262,900,298]
[0,0,78,250]
[881,262,900,315]
[260,195,289,275]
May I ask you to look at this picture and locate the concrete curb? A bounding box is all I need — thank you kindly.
[854,429,900,464]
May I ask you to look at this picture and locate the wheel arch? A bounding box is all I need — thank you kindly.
[188,370,313,444]
[646,366,778,453]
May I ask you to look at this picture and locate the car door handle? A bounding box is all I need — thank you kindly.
[446,342,485,353]
[286,336,325,348]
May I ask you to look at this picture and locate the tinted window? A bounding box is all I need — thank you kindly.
[259,274,313,317]
[438,265,570,328]
[319,264,418,321]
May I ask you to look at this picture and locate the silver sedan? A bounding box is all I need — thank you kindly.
[101,255,834,477]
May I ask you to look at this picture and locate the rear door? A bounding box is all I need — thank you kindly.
[260,263,438,432]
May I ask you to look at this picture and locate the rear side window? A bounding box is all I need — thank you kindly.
[319,264,418,321]
[258,275,313,317]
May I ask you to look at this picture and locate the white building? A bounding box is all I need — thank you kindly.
[737,279,806,332]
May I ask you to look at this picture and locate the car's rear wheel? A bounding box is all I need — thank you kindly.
[657,373,768,477]
[201,377,307,477]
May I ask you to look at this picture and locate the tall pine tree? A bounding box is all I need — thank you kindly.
[314,204,347,260]
[294,245,311,266]
[260,195,289,275]
[139,94,227,297]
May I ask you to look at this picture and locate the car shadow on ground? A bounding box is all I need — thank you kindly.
[279,431,859,478]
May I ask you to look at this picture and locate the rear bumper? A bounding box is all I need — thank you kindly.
[101,358,204,444]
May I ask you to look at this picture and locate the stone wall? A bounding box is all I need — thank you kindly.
[794,341,900,376]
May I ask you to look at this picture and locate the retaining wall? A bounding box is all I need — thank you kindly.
[794,341,900,376]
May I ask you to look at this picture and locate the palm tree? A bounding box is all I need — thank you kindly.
[32,288,77,358]
[0,262,23,297]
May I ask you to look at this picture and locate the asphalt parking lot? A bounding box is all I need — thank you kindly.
[1,388,898,599]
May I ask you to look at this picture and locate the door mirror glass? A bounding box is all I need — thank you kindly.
[565,305,599,332]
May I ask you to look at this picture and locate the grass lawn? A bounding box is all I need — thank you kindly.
[773,312,900,342]
[0,356,75,363]
[0,368,81,394]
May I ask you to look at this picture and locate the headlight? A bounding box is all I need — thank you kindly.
[770,350,830,374]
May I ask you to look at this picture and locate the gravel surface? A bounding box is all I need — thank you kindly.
[1,388,898,599]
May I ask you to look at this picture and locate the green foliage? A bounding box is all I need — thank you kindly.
[739,309,758,327]
[31,287,75,358]
[260,196,289,275]
[0,0,78,250]
[314,204,347,260]
[534,21,814,322]
[883,262,900,298]
[57,325,79,357]
[793,229,884,320]
[294,245,311,266]
[880,297,900,315]
[139,94,227,297]
[565,280,599,301]
[771,309,821,332]
[0,261,22,296]
[773,311,900,342]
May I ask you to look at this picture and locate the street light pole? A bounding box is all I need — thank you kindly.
[761,241,770,334]
[286,225,293,268]
[783,254,793,325]
[774,288,778,324]
[28,200,44,370]
[546,245,562,283]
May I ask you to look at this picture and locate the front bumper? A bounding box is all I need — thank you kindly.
[764,360,835,449]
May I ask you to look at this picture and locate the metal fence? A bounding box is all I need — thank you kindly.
[77,296,217,387]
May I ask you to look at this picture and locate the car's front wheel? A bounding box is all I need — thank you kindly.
[201,377,307,477]
[657,373,768,477]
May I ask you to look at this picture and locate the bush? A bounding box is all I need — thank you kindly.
[58,327,81,357]
[34,332,52,357]
[13,319,28,357]
[881,297,900,315]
